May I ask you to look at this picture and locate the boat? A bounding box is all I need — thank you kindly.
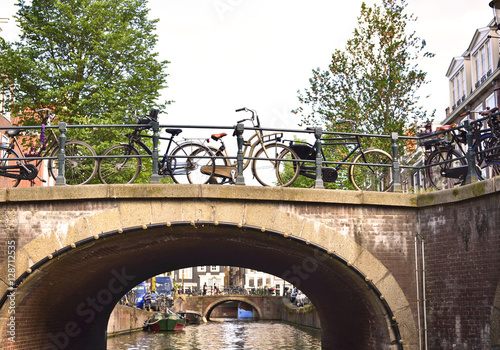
[143,308,186,332]
[178,310,203,324]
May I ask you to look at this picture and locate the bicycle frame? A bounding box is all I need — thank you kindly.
[9,128,60,168]
[289,134,363,180]
[122,129,199,177]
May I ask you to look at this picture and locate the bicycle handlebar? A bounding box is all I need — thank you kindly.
[35,108,55,124]
[235,107,260,128]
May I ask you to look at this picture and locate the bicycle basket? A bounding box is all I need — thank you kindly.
[290,143,315,160]
[149,109,159,122]
[457,130,467,144]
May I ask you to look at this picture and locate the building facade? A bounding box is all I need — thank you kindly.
[171,265,228,294]
[445,20,500,125]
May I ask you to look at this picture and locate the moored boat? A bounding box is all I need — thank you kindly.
[143,309,186,332]
[178,310,203,324]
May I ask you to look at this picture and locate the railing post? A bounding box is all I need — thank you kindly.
[55,122,67,186]
[314,127,324,189]
[150,120,160,183]
[234,122,245,185]
[463,120,479,184]
[391,132,402,192]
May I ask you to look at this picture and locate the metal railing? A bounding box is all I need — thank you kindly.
[1,116,497,193]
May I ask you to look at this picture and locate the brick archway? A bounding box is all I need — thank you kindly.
[0,185,419,349]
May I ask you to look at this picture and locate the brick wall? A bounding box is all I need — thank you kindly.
[420,194,500,349]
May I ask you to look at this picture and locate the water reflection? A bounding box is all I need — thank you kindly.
[107,319,321,350]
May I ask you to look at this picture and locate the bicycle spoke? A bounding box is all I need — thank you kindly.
[253,143,299,186]
[97,144,141,184]
[426,148,465,190]
[350,149,392,192]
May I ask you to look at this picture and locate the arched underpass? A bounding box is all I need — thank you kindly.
[2,222,402,350]
[205,299,261,320]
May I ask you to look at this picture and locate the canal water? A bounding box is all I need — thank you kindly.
[107,319,321,349]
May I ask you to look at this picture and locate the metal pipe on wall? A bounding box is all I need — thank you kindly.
[421,237,428,350]
[415,236,422,349]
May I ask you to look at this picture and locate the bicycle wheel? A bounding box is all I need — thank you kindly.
[349,149,393,192]
[425,148,466,190]
[0,146,23,187]
[474,133,500,180]
[169,143,214,184]
[252,143,300,187]
[97,144,141,184]
[49,140,97,185]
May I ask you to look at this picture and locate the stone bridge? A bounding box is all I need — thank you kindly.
[179,295,282,320]
[0,179,499,350]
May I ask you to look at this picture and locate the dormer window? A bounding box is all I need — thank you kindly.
[473,40,493,88]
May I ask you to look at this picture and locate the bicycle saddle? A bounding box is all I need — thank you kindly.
[211,133,227,141]
[435,124,457,132]
[5,129,22,137]
[165,128,182,136]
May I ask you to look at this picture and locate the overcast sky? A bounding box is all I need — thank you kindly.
[0,0,495,137]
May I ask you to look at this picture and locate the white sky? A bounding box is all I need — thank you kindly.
[0,0,495,138]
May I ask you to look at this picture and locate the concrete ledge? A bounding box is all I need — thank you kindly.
[0,176,498,208]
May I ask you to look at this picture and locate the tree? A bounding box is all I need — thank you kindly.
[0,0,169,146]
[293,0,434,144]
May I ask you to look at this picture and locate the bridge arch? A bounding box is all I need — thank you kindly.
[203,297,263,320]
[0,186,418,349]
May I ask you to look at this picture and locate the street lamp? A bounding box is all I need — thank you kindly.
[490,0,500,31]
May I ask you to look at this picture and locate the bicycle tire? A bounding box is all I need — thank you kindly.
[425,148,466,191]
[0,146,23,187]
[474,133,500,180]
[97,144,141,184]
[349,149,393,192]
[252,143,300,187]
[49,140,97,185]
[169,143,214,184]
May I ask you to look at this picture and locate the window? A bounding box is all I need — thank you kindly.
[1,89,11,121]
[249,278,255,287]
[481,48,487,76]
[475,53,480,84]
[461,70,466,98]
[210,266,219,272]
[486,93,496,111]
[451,80,456,105]
[487,41,493,72]
[179,268,192,280]
[197,266,206,272]
[1,135,8,160]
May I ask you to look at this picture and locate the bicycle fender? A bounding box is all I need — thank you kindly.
[362,147,393,159]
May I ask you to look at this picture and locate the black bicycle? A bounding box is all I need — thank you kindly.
[419,111,500,191]
[97,110,214,184]
[283,122,393,191]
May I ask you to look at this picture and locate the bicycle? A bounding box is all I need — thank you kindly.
[0,108,97,187]
[474,108,500,178]
[419,111,500,191]
[205,107,300,187]
[282,121,393,191]
[97,109,215,184]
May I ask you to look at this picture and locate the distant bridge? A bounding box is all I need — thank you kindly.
[178,295,282,320]
[0,179,499,350]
